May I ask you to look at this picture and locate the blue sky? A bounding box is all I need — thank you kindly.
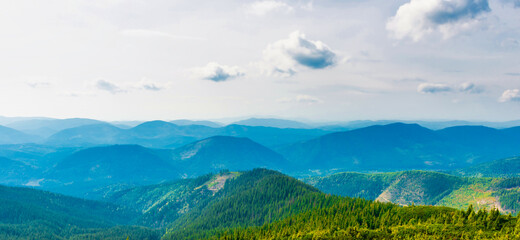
[0,0,519,122]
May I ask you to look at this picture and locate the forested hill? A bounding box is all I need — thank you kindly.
[0,184,161,239]
[159,169,520,239]
[1,168,519,239]
[454,156,520,177]
[305,170,520,215]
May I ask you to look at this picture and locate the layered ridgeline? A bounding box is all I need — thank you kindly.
[3,121,520,174]
[1,169,519,239]
[279,123,520,172]
[0,184,160,240]
[0,125,40,145]
[40,144,181,198]
[44,120,326,148]
[37,136,288,198]
[305,170,520,215]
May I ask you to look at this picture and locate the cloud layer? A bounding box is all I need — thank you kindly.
[96,80,125,94]
[418,82,482,94]
[262,31,337,76]
[500,89,520,102]
[193,62,245,82]
[387,0,491,41]
[417,83,453,93]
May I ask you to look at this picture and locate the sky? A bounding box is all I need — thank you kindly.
[0,0,519,122]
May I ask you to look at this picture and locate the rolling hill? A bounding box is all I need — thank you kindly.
[45,123,125,146]
[305,170,520,215]
[0,157,34,185]
[279,123,520,172]
[41,145,180,198]
[454,156,520,177]
[167,136,289,177]
[0,184,160,240]
[0,125,40,144]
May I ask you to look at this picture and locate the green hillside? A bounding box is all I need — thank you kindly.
[0,185,160,240]
[306,170,520,215]
[107,171,240,228]
[454,156,520,177]
[156,170,519,239]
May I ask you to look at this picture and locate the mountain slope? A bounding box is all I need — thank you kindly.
[0,125,40,144]
[42,145,180,198]
[0,184,160,240]
[220,124,326,148]
[107,172,235,228]
[168,136,288,176]
[160,169,517,240]
[280,123,520,172]
[45,123,125,146]
[280,123,446,171]
[454,156,520,177]
[0,157,34,185]
[306,170,520,215]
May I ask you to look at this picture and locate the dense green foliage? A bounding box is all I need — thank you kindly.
[307,170,520,215]
[107,173,216,227]
[209,205,519,239]
[0,185,159,240]
[456,156,520,177]
[304,172,398,200]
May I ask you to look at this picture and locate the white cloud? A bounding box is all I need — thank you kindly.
[262,31,337,76]
[246,1,294,16]
[418,83,453,93]
[95,79,125,94]
[387,0,491,41]
[135,79,165,91]
[459,82,482,93]
[277,94,323,104]
[499,89,520,102]
[418,82,483,94]
[192,62,245,82]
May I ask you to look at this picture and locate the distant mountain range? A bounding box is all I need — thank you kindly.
[5,118,104,138]
[279,123,520,172]
[0,125,41,144]
[231,118,312,129]
[43,120,326,148]
[1,121,520,199]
